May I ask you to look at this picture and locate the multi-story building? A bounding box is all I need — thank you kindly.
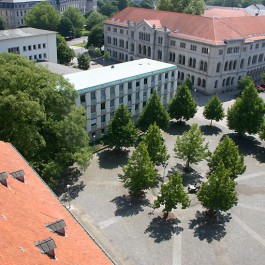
[0,27,57,62]
[104,7,265,94]
[64,58,177,140]
[0,0,97,29]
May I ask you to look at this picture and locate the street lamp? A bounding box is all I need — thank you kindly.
[66,184,71,209]
[162,161,168,183]
[92,134,96,147]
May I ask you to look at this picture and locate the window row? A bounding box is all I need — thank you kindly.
[28,53,47,60]
[23,43,46,52]
[139,32,150,41]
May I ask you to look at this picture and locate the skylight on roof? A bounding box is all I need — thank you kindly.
[35,237,56,257]
[10,169,25,182]
[46,219,66,235]
[0,172,8,186]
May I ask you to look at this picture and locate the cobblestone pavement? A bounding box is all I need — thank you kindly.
[63,91,265,265]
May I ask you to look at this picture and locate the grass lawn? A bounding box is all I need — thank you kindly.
[72,42,87,48]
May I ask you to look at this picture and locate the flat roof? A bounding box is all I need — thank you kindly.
[64,59,177,94]
[38,62,82,75]
[0,27,56,41]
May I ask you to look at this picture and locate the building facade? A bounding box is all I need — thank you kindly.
[64,59,177,140]
[0,0,97,29]
[0,27,57,62]
[104,7,265,94]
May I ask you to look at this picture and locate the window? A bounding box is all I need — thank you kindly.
[43,53,47,59]
[113,27,117,32]
[158,36,163,44]
[101,115,106,123]
[23,46,27,52]
[135,103,139,111]
[28,45,32,51]
[80,94,85,103]
[170,40,176,46]
[107,36,111,44]
[143,91,147,97]
[38,44,41,49]
[136,81,140,87]
[128,94,132,102]
[136,92,140,99]
[131,31,134,38]
[165,73,168,79]
[107,26,111,31]
[110,86,115,95]
[101,102,105,110]
[29,55,32,60]
[119,84,123,94]
[91,118,96,126]
[91,105,96,113]
[255,43,259,49]
[144,78,148,85]
[110,99,114,107]
[101,89,105,99]
[216,62,221,73]
[128,82,132,89]
[219,49,223,55]
[119,97,123,104]
[202,47,209,54]
[180,42,186,48]
[43,43,46,48]
[34,55,37,60]
[215,80,218,89]
[33,44,36,50]
[91,91,96,100]
[190,44,197,51]
[158,74,162,81]
[120,29,124,34]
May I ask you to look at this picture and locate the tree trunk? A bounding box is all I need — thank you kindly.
[163,211,169,219]
[210,119,212,126]
[185,160,190,171]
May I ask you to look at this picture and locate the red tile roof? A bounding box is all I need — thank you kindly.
[106,7,265,44]
[0,141,113,265]
[204,8,250,18]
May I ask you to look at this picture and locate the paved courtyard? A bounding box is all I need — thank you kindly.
[61,91,265,265]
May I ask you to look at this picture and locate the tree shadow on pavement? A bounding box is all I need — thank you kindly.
[144,216,183,243]
[189,211,232,243]
[223,133,265,163]
[98,149,130,169]
[54,166,85,200]
[111,194,150,217]
[165,121,191,136]
[168,163,204,186]
[200,125,222,136]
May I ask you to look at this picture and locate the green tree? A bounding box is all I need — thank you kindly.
[139,0,155,9]
[77,53,91,70]
[118,0,129,10]
[25,2,60,31]
[103,50,111,61]
[137,91,170,131]
[157,0,205,15]
[57,34,75,64]
[119,141,157,196]
[153,172,190,218]
[104,104,137,150]
[98,2,118,17]
[238,76,253,91]
[227,83,265,136]
[174,124,209,170]
[142,123,169,166]
[0,53,92,186]
[208,135,246,180]
[63,7,85,37]
[0,16,7,30]
[168,83,197,122]
[197,163,238,216]
[85,11,105,30]
[259,118,265,140]
[57,17,74,37]
[203,95,224,126]
[86,24,104,48]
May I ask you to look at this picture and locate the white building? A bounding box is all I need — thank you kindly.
[64,59,177,140]
[104,7,265,94]
[0,27,57,62]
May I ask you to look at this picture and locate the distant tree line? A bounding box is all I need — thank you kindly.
[205,0,265,8]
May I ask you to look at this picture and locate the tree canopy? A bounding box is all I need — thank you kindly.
[168,83,197,122]
[86,24,104,48]
[157,0,205,15]
[208,135,245,180]
[85,10,105,30]
[227,82,265,136]
[104,104,137,149]
[0,16,7,30]
[153,172,190,218]
[119,141,157,196]
[57,34,75,65]
[98,1,118,17]
[77,54,91,70]
[203,95,225,126]
[174,124,209,170]
[142,123,169,166]
[197,163,238,215]
[137,91,170,131]
[63,7,85,37]
[57,17,74,38]
[25,2,60,31]
[0,53,92,186]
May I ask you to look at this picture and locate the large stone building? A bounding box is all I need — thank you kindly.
[0,27,57,62]
[104,7,265,94]
[0,0,96,29]
[64,59,177,140]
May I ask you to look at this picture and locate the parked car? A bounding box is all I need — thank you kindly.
[256,85,265,93]
[188,182,201,194]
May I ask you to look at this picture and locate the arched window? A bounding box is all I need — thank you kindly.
[158,50,162,60]
[202,79,206,87]
[231,77,234,85]
[214,80,218,88]
[148,47,151,57]
[178,55,182,64]
[182,56,185,65]
[181,72,184,80]
[191,76,194,84]
[204,62,207,72]
[216,62,221,73]
[189,58,192,67]
[193,58,196,68]
[138,44,141,54]
[200,61,203,70]
[229,61,233,70]
[224,61,228,71]
[240,59,244,69]
[226,77,230,86]
[233,60,237,70]
[197,78,201,86]
[248,56,251,65]
[173,53,175,62]
[222,79,226,87]
[143,45,146,55]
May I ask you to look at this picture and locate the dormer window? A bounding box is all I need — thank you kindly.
[10,169,25,182]
[0,172,8,186]
[46,219,66,235]
[35,237,56,258]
